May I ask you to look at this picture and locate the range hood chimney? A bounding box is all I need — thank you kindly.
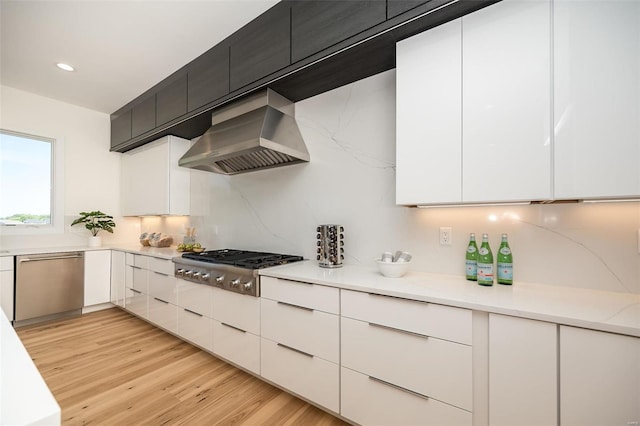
[179,89,310,175]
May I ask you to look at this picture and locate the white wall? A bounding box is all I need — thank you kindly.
[0,85,139,248]
[186,70,640,295]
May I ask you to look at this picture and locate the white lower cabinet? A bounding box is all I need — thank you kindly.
[84,250,112,306]
[341,316,472,412]
[489,314,557,426]
[341,367,471,426]
[560,326,640,426]
[213,320,260,374]
[0,256,14,320]
[110,250,125,307]
[177,308,214,352]
[260,277,340,413]
[176,278,214,352]
[340,289,473,425]
[261,338,339,413]
[148,296,178,334]
[124,288,147,319]
[212,287,260,374]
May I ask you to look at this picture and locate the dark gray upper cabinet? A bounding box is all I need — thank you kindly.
[110,109,131,149]
[387,0,431,19]
[229,3,291,92]
[156,74,187,126]
[291,1,386,63]
[131,95,156,138]
[188,44,229,112]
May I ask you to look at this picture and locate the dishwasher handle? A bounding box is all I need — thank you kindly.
[19,254,84,263]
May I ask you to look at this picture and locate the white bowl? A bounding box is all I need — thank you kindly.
[376,259,411,278]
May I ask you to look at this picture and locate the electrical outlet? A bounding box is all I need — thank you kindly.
[440,227,452,246]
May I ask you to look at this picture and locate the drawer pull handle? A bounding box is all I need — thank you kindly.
[131,289,142,294]
[277,301,313,312]
[153,297,169,304]
[368,322,429,340]
[153,271,169,277]
[183,308,203,317]
[277,343,314,358]
[221,322,246,333]
[368,376,430,401]
[131,266,143,270]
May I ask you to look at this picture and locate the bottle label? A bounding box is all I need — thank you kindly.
[479,247,489,255]
[467,246,477,254]
[466,260,477,278]
[477,262,494,284]
[497,262,513,281]
[499,247,511,255]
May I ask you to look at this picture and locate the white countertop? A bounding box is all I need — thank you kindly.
[260,261,640,337]
[0,244,180,260]
[0,310,60,425]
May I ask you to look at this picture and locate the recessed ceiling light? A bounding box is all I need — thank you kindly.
[56,63,75,72]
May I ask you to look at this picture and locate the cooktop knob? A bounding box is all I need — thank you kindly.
[192,272,201,279]
[201,273,210,281]
[184,270,193,278]
[176,269,185,276]
[215,275,225,285]
[242,281,253,292]
[230,278,241,288]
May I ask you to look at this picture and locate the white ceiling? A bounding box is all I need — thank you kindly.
[0,0,278,114]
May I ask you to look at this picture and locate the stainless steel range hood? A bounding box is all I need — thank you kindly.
[179,89,309,175]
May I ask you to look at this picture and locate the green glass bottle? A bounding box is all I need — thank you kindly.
[465,233,478,281]
[497,233,513,285]
[477,233,494,286]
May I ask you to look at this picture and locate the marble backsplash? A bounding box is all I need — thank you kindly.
[182,70,638,294]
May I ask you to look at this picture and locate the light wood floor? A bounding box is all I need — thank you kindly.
[17,308,348,425]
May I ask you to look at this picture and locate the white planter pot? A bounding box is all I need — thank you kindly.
[88,236,102,247]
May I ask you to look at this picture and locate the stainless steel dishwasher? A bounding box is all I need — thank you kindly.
[15,251,84,326]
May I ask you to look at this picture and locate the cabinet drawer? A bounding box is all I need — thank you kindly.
[341,289,472,345]
[177,279,213,317]
[261,298,338,363]
[125,288,148,319]
[341,317,472,411]
[178,308,214,352]
[261,337,339,413]
[148,257,173,275]
[147,271,177,304]
[132,254,149,269]
[125,253,135,266]
[0,256,13,271]
[212,288,260,335]
[132,267,148,293]
[261,276,339,314]
[148,297,178,334]
[341,367,472,426]
[213,320,260,375]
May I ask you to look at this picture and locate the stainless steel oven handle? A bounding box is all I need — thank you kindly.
[19,254,83,263]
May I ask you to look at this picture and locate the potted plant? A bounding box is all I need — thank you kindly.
[71,211,116,247]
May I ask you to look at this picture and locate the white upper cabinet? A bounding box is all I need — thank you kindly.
[396,0,551,205]
[554,0,640,199]
[121,135,191,216]
[396,19,462,205]
[462,0,551,203]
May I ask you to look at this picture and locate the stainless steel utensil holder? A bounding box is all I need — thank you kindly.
[316,224,344,268]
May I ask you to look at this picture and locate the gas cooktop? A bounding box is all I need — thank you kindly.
[181,249,304,269]
[174,249,304,297]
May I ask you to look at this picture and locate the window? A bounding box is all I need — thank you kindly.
[0,130,54,227]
